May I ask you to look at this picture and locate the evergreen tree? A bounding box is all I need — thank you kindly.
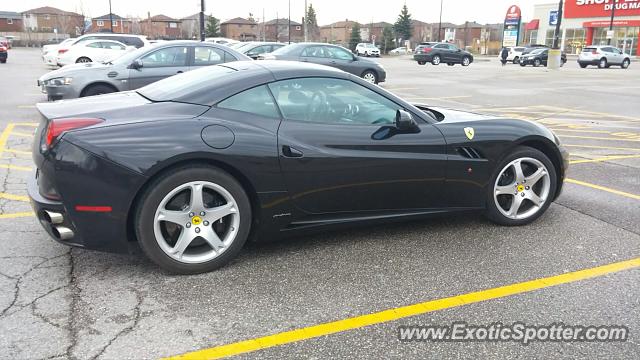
[382,25,395,54]
[349,23,362,51]
[305,3,319,40]
[393,4,412,43]
[205,15,221,37]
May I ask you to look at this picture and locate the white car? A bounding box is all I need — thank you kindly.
[498,46,526,64]
[355,43,381,57]
[43,38,76,67]
[389,47,411,55]
[57,39,133,66]
[53,34,149,66]
[205,37,240,47]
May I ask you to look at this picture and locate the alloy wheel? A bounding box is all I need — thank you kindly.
[432,55,441,65]
[153,181,240,264]
[362,72,377,83]
[462,57,470,66]
[493,157,551,220]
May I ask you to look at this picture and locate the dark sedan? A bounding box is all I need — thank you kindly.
[29,61,567,274]
[235,41,285,59]
[414,42,474,66]
[519,48,567,67]
[0,44,7,63]
[259,43,386,84]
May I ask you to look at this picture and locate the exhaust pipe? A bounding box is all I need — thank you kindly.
[51,226,74,241]
[43,210,64,224]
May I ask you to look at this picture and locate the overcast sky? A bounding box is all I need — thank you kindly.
[11,0,554,24]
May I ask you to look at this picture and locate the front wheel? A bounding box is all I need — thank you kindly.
[485,146,557,226]
[417,61,426,65]
[579,63,587,68]
[598,58,607,68]
[461,56,471,66]
[533,58,541,67]
[621,59,630,69]
[135,165,252,274]
[76,56,92,63]
[520,62,526,67]
[512,56,519,64]
[361,70,378,84]
[431,55,441,65]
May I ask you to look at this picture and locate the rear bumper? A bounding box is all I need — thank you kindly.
[0,52,7,60]
[578,59,600,65]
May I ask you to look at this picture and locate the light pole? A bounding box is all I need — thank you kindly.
[437,0,443,42]
[552,0,563,49]
[199,0,205,41]
[607,0,616,45]
[304,0,308,42]
[109,0,114,33]
[288,0,291,44]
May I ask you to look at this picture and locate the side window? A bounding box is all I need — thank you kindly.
[301,46,325,57]
[86,42,101,48]
[247,45,267,55]
[141,47,188,67]
[435,44,448,49]
[217,85,280,118]
[325,46,353,60]
[268,78,399,125]
[223,51,238,62]
[448,44,459,51]
[101,42,124,50]
[194,46,224,66]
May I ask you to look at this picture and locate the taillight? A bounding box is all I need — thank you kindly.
[58,48,68,54]
[591,50,598,55]
[422,47,432,53]
[44,118,103,149]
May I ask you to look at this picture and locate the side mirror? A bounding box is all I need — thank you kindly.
[130,59,143,70]
[395,110,419,132]
[352,54,358,61]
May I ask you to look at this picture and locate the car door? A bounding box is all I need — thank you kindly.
[541,49,549,64]
[606,47,621,64]
[128,45,189,89]
[433,44,450,62]
[323,45,359,75]
[97,41,126,63]
[271,77,447,214]
[447,44,462,62]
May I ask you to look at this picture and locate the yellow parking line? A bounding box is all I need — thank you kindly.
[11,131,34,138]
[563,144,640,152]
[569,154,640,165]
[0,212,35,219]
[0,164,32,172]
[13,122,38,127]
[17,105,36,109]
[558,134,640,142]
[0,192,29,202]
[167,258,640,360]
[551,128,613,134]
[3,148,31,155]
[534,105,640,122]
[566,178,640,200]
[0,124,16,159]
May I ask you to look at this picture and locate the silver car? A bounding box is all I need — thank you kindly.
[38,41,250,100]
[578,45,631,69]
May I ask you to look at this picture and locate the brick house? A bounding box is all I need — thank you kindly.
[91,13,132,34]
[220,17,257,41]
[0,11,23,32]
[140,14,181,39]
[319,20,360,46]
[264,18,303,43]
[22,6,84,36]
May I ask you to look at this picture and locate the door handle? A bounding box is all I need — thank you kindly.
[282,145,303,158]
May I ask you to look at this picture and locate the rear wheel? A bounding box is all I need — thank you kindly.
[431,55,441,65]
[76,56,91,63]
[598,58,607,68]
[135,165,251,274]
[447,63,454,66]
[533,58,541,67]
[512,56,520,64]
[579,63,587,68]
[461,56,471,66]
[485,146,557,226]
[621,59,630,69]
[417,61,426,65]
[361,70,378,84]
[81,84,116,97]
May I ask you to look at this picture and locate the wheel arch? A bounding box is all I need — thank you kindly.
[80,81,119,97]
[125,158,261,244]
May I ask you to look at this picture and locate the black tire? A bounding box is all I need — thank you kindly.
[81,84,117,97]
[417,61,426,65]
[512,56,519,64]
[431,55,441,65]
[579,63,587,68]
[533,58,541,67]
[485,146,557,226]
[461,56,471,66]
[447,63,454,66]
[598,58,607,69]
[361,70,378,84]
[621,59,630,69]
[0,60,5,64]
[76,56,92,63]
[520,62,526,67]
[135,165,252,274]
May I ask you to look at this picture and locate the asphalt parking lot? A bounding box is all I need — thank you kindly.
[0,48,638,359]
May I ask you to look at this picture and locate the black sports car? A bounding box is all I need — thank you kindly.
[29,61,568,274]
[519,48,567,67]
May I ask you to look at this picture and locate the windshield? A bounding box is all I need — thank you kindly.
[137,65,237,102]
[530,48,545,54]
[271,44,301,55]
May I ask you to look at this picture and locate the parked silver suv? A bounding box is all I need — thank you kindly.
[578,46,631,69]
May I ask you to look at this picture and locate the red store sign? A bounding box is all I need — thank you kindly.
[565,0,640,18]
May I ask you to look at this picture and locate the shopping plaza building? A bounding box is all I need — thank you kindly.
[525,0,640,55]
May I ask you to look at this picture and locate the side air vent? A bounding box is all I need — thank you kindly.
[456,147,484,159]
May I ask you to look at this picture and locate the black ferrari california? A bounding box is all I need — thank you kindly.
[29,61,568,274]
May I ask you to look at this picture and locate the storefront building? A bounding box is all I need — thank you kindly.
[527,0,640,55]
